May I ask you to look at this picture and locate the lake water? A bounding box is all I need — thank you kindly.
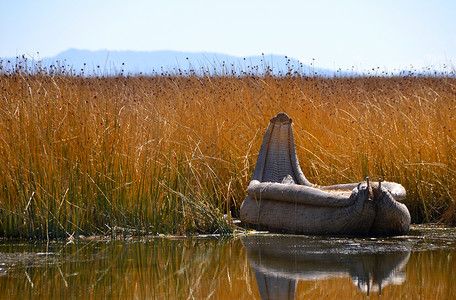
[0,225,455,299]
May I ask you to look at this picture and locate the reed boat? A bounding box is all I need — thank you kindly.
[240,113,411,236]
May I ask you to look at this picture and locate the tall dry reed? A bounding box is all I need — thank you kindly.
[0,62,455,238]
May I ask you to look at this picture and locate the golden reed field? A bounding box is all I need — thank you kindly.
[0,62,455,238]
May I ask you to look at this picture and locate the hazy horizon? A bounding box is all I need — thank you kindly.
[2,1,455,72]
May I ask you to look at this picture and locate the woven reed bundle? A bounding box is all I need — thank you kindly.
[240,113,410,236]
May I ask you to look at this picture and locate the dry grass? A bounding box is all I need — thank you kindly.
[0,61,455,238]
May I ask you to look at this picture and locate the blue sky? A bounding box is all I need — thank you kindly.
[1,0,455,72]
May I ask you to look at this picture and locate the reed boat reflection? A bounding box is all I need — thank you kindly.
[241,235,410,299]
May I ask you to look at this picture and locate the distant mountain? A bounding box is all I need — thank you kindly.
[1,49,335,76]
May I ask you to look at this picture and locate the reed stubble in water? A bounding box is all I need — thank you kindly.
[0,64,455,238]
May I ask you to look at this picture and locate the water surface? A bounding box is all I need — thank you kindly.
[0,225,455,299]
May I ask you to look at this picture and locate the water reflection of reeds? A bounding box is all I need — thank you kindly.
[0,237,455,299]
[0,239,259,299]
